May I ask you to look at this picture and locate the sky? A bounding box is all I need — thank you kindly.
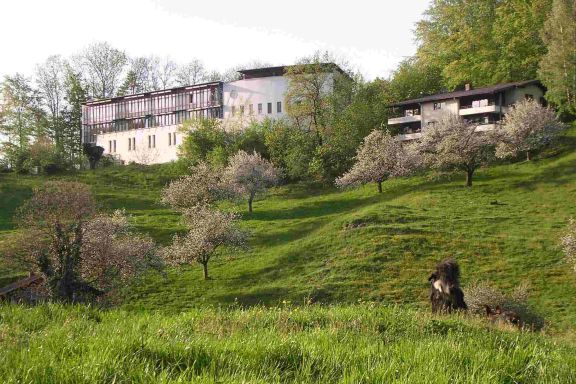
[0,0,430,81]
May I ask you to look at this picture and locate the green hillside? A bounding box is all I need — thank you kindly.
[1,128,576,329]
[1,303,575,383]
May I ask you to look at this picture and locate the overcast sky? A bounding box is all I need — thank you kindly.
[1,0,430,81]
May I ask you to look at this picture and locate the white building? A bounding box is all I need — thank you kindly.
[387,80,546,140]
[82,65,344,164]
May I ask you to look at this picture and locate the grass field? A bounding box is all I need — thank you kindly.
[1,303,575,383]
[1,128,576,330]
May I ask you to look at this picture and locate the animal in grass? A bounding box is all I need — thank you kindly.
[428,258,468,313]
[484,305,523,328]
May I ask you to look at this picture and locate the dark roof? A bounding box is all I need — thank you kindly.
[388,80,544,108]
[238,63,348,79]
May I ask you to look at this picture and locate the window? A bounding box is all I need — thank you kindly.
[109,140,112,153]
[267,102,272,114]
[258,103,262,114]
[433,102,444,110]
[240,105,245,115]
[168,132,172,146]
[427,121,437,126]
[249,104,254,115]
[152,135,156,148]
[173,132,177,146]
[128,138,132,151]
[231,106,236,115]
[277,101,282,113]
[132,138,136,150]
[113,140,116,153]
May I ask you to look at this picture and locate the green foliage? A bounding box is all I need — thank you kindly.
[0,304,575,383]
[179,118,271,169]
[387,58,444,102]
[416,0,552,90]
[0,74,46,169]
[539,0,576,116]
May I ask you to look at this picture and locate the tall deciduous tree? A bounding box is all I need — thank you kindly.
[175,59,207,86]
[74,42,127,98]
[417,113,494,187]
[223,150,279,212]
[285,51,353,144]
[493,99,564,161]
[36,55,67,152]
[151,56,177,90]
[539,0,576,115]
[162,205,247,280]
[416,0,551,90]
[336,130,417,193]
[0,74,45,169]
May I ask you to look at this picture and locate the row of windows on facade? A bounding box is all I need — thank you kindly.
[231,101,282,116]
[108,132,178,153]
[86,108,222,141]
[84,87,220,124]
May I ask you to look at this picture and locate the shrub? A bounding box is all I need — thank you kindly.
[465,281,545,330]
[561,218,576,272]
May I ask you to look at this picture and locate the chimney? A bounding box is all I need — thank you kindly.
[465,83,472,91]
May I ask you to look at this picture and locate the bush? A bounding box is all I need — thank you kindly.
[465,281,545,330]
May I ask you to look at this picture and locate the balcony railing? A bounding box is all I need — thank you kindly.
[388,114,422,125]
[459,104,507,116]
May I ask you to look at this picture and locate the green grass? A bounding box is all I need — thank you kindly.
[1,303,575,383]
[1,128,576,330]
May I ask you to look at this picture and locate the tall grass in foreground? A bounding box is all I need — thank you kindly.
[0,304,574,383]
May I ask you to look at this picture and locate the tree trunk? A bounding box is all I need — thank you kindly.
[202,262,209,280]
[526,151,531,161]
[377,181,383,194]
[466,169,474,187]
[248,196,253,213]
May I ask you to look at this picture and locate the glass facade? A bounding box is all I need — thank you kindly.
[82,82,223,143]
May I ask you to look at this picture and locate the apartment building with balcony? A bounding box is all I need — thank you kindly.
[82,64,344,164]
[387,80,545,140]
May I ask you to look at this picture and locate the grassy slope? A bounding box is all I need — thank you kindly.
[1,304,575,383]
[1,128,576,329]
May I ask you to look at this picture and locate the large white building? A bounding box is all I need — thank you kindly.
[387,80,546,140]
[82,65,343,164]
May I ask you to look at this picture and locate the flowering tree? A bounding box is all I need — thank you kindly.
[161,161,223,210]
[81,210,159,292]
[417,113,494,187]
[335,130,417,193]
[494,99,564,161]
[223,151,279,212]
[561,218,576,273]
[12,181,159,301]
[162,206,248,279]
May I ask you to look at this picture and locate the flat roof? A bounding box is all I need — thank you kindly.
[388,80,543,108]
[238,63,349,79]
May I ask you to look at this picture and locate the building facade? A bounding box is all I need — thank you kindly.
[387,80,546,140]
[82,65,341,165]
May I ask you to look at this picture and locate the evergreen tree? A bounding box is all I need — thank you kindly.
[61,69,87,166]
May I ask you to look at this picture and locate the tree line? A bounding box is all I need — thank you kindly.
[0,41,271,173]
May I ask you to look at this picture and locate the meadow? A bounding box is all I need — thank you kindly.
[1,128,576,383]
[1,303,575,383]
[1,128,576,328]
